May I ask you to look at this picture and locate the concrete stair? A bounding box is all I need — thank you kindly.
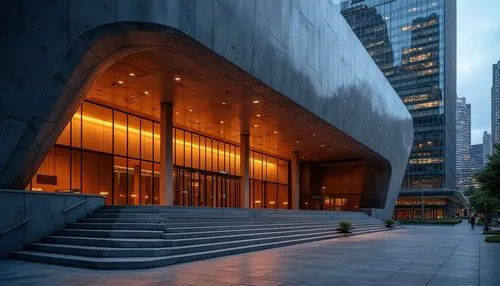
[11,206,397,269]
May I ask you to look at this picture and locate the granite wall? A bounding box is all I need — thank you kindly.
[0,190,104,257]
[0,0,413,219]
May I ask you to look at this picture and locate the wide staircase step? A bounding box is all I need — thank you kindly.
[10,206,398,269]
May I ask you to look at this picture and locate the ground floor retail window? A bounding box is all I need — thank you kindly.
[27,100,290,207]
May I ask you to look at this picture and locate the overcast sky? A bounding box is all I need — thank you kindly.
[457,0,500,144]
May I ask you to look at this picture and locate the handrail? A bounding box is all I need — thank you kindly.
[62,200,87,214]
[0,218,30,236]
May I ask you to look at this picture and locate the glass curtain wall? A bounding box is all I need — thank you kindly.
[173,128,241,208]
[29,101,289,208]
[340,0,455,190]
[249,151,289,209]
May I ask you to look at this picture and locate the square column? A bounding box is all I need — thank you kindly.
[240,134,250,208]
[291,151,300,209]
[160,102,174,206]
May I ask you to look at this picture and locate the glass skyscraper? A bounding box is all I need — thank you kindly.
[483,131,492,166]
[340,0,457,191]
[456,97,470,192]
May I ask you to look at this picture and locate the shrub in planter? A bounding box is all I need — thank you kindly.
[338,221,352,233]
[385,219,394,228]
[485,235,500,243]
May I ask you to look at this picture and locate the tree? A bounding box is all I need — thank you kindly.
[468,187,500,214]
[476,145,500,198]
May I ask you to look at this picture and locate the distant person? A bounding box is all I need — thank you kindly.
[470,214,476,230]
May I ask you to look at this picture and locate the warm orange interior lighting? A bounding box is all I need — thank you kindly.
[72,113,275,166]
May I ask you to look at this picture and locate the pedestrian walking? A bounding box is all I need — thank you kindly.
[470,214,476,230]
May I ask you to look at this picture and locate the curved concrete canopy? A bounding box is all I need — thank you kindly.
[0,0,413,218]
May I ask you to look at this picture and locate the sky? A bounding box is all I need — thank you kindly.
[457,0,500,144]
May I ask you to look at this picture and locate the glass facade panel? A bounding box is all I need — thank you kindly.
[113,156,128,205]
[192,134,200,170]
[141,161,153,205]
[29,101,289,208]
[72,105,82,148]
[175,129,184,166]
[153,123,161,163]
[113,111,127,156]
[128,158,141,205]
[128,116,141,159]
[141,119,153,161]
[82,102,112,153]
[71,149,81,193]
[340,0,456,191]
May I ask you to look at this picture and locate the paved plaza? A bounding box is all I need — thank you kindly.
[0,222,498,286]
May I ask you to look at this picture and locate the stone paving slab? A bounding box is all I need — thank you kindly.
[0,221,498,285]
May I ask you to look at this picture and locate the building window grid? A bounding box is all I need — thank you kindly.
[29,100,290,207]
[341,0,448,189]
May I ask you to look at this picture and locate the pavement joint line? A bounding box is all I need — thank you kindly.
[425,228,477,286]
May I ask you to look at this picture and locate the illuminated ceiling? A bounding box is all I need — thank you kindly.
[86,45,377,162]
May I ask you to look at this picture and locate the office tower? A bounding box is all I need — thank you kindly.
[340,0,457,191]
[456,97,471,192]
[470,144,484,173]
[483,131,492,166]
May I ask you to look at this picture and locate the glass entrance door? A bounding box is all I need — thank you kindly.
[174,167,240,208]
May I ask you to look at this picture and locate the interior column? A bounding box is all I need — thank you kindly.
[291,151,300,209]
[160,102,174,206]
[240,134,250,208]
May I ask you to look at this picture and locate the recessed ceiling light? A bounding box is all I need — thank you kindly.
[253,124,259,128]
[129,73,135,77]
[273,130,278,134]
[222,102,226,105]
[188,109,193,112]
[117,80,124,84]
[219,120,224,124]
[320,144,325,147]
[256,114,262,117]
[144,91,149,95]
[174,76,181,82]
[253,100,260,104]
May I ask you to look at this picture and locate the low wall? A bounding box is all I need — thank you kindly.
[0,190,105,257]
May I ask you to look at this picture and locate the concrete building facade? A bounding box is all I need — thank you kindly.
[0,0,413,220]
[456,97,471,192]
